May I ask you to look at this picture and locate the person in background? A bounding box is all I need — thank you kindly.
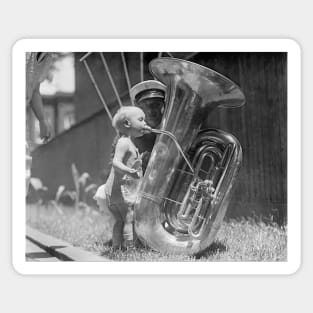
[26,52,53,193]
[130,80,166,173]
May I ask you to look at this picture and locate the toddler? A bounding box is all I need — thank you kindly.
[94,106,151,249]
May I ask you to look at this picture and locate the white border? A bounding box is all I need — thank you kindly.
[12,39,301,275]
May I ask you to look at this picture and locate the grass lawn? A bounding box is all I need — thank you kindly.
[26,203,287,262]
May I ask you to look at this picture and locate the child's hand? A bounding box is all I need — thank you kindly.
[128,168,141,179]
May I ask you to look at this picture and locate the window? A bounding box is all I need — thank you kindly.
[40,53,75,95]
[58,102,76,132]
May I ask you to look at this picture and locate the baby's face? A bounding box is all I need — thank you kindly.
[128,108,148,137]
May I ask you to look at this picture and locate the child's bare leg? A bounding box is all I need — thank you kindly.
[124,207,135,248]
[108,202,129,249]
[108,204,125,249]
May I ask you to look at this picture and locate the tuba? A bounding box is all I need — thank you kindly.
[134,57,246,255]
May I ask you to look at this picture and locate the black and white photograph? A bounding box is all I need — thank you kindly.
[12,39,300,274]
[2,0,311,310]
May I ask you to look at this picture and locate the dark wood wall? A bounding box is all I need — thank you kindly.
[32,52,287,224]
[193,53,287,223]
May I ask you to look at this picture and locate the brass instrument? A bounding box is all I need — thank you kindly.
[134,57,245,255]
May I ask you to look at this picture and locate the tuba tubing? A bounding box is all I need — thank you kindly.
[134,58,245,255]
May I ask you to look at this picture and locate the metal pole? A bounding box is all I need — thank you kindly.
[121,52,134,105]
[185,52,198,60]
[82,59,113,121]
[79,52,93,62]
[99,53,123,108]
[153,53,163,80]
[140,52,144,82]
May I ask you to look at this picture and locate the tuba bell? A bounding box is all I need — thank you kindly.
[134,57,246,255]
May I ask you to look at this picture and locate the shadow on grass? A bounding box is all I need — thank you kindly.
[99,239,227,261]
[99,239,149,258]
[194,241,227,259]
